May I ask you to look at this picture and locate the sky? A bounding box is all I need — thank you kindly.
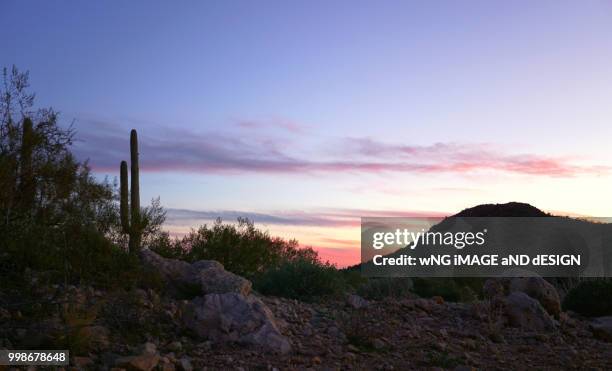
[3,1,612,266]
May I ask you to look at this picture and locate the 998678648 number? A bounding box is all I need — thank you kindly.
[0,350,69,365]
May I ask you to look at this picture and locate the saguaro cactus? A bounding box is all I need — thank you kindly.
[120,129,142,254]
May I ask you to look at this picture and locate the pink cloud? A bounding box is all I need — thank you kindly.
[72,118,608,178]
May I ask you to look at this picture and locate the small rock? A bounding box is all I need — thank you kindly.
[347,344,359,352]
[167,341,182,352]
[435,341,447,351]
[141,342,157,355]
[462,339,477,350]
[346,294,369,309]
[414,298,432,312]
[165,352,177,363]
[0,308,10,320]
[177,357,193,371]
[372,338,385,350]
[591,316,612,342]
[115,353,160,371]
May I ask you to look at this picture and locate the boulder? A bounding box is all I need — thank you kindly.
[139,249,196,294]
[139,249,251,296]
[483,277,561,318]
[590,316,612,342]
[507,277,561,318]
[503,292,557,332]
[183,293,291,354]
[192,260,251,296]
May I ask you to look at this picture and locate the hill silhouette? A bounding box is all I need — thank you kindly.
[452,202,549,217]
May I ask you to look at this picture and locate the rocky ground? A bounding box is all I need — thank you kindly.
[1,250,611,370]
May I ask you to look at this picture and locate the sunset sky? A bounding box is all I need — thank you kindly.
[3,1,612,266]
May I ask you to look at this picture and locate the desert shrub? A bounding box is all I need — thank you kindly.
[0,221,149,291]
[149,230,185,260]
[339,267,367,289]
[172,217,319,277]
[356,277,414,300]
[562,280,612,317]
[253,258,346,301]
[154,217,341,300]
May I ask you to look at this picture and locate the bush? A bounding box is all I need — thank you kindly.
[0,221,149,291]
[562,280,612,317]
[166,217,318,278]
[253,258,346,301]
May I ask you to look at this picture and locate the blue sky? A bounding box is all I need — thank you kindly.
[3,1,612,265]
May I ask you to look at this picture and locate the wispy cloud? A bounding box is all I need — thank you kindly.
[72,117,608,177]
[166,208,343,227]
[165,207,449,228]
[235,118,306,133]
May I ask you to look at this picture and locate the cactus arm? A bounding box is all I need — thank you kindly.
[129,129,141,252]
[120,160,129,233]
